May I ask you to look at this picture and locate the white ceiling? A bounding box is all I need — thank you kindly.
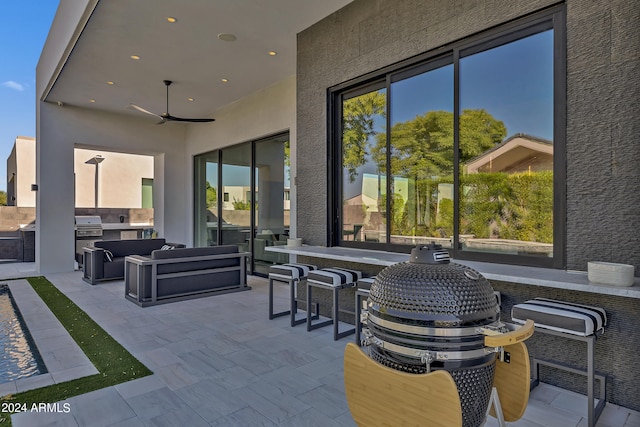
[46,0,353,121]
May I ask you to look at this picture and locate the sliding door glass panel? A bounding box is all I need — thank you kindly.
[254,133,288,275]
[389,63,454,248]
[459,30,554,257]
[193,151,218,247]
[341,87,387,243]
[221,143,251,253]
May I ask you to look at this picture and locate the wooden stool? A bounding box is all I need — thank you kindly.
[306,267,362,340]
[268,263,319,327]
[512,298,607,427]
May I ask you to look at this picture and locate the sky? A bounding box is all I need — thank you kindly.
[0,1,60,192]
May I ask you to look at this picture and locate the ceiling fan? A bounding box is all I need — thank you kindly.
[129,80,215,124]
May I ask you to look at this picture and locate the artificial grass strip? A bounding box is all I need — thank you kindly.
[0,276,152,426]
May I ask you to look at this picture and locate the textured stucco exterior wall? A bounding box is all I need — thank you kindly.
[297,0,640,411]
[296,0,640,272]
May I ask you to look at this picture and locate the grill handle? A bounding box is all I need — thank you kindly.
[482,319,534,347]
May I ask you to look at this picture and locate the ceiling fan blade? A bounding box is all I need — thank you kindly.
[164,115,215,123]
[129,82,215,124]
[129,103,164,120]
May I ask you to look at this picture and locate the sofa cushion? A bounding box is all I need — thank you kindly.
[104,257,126,278]
[151,245,240,275]
[96,238,167,257]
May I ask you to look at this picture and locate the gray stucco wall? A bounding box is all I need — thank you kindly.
[296,0,640,272]
[296,0,640,412]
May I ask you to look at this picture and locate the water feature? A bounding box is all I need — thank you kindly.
[0,285,46,383]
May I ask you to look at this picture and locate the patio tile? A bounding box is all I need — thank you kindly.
[146,406,210,427]
[297,384,351,419]
[174,378,247,420]
[2,268,638,427]
[226,349,285,376]
[126,386,188,420]
[625,411,640,427]
[12,405,78,427]
[520,400,582,427]
[208,365,258,391]
[152,362,201,391]
[68,387,136,427]
[136,347,183,370]
[582,403,638,427]
[247,378,311,416]
[49,363,98,383]
[209,406,279,427]
[277,407,352,427]
[114,374,166,399]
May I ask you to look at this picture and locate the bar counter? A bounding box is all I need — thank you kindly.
[266,245,640,299]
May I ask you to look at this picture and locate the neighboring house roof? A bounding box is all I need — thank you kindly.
[465,133,553,174]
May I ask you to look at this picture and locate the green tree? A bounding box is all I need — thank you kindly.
[459,109,507,160]
[232,197,252,210]
[371,109,506,237]
[205,181,217,208]
[0,191,6,206]
[342,91,386,182]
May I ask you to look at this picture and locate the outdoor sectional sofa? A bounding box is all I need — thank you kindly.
[83,238,185,285]
[124,245,251,306]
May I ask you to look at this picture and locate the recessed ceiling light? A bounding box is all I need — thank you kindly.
[187,98,194,101]
[130,55,141,60]
[106,81,114,85]
[221,78,229,83]
[89,99,96,103]
[268,51,277,56]
[218,33,236,42]
[167,17,177,23]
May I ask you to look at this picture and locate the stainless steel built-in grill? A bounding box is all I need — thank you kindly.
[362,243,501,427]
[75,215,103,265]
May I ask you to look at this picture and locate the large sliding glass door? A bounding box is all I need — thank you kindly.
[194,150,219,248]
[194,132,289,276]
[253,134,289,275]
[221,143,252,251]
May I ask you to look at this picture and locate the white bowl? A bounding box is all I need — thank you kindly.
[287,238,302,247]
[587,261,635,287]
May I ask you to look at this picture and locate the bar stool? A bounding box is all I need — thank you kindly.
[511,298,607,427]
[355,276,376,345]
[268,263,319,327]
[306,267,362,340]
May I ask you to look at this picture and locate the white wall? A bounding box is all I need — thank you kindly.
[7,137,37,207]
[36,103,186,273]
[185,76,297,246]
[74,149,154,208]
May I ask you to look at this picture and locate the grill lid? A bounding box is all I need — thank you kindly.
[75,216,103,227]
[368,243,498,325]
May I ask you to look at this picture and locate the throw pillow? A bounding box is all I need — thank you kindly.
[103,249,114,262]
[160,244,175,250]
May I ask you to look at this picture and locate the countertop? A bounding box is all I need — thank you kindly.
[266,245,640,299]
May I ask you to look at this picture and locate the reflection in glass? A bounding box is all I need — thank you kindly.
[253,134,289,275]
[341,88,387,243]
[221,143,252,258]
[389,64,454,248]
[459,30,554,257]
[194,151,218,247]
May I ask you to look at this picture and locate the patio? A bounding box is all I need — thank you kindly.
[1,263,639,426]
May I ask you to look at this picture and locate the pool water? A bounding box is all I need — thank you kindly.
[0,285,46,383]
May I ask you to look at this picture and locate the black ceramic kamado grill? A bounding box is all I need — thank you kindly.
[356,243,534,427]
